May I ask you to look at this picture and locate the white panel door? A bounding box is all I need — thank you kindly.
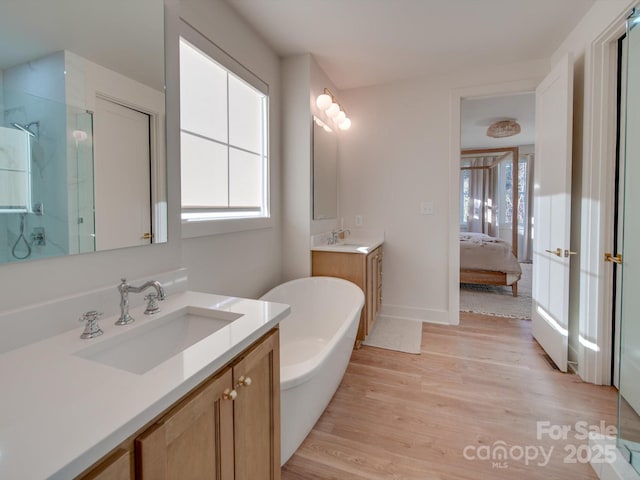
[531,55,574,372]
[93,97,151,250]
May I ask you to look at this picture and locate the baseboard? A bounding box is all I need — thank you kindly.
[379,304,451,325]
[589,433,640,479]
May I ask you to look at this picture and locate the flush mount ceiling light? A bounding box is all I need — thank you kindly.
[486,119,521,138]
[315,88,351,130]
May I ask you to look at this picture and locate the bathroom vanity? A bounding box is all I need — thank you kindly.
[82,329,280,480]
[311,240,383,347]
[0,288,289,480]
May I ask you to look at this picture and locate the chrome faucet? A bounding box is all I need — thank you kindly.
[116,278,166,325]
[329,228,351,244]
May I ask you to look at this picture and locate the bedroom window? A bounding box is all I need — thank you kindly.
[498,157,530,233]
[517,158,528,234]
[498,160,513,228]
[179,27,270,231]
[460,168,471,226]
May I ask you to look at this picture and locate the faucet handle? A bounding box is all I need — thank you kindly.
[79,310,103,339]
[144,293,161,315]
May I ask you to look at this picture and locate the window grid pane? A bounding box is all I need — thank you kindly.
[229,147,262,207]
[179,39,228,143]
[180,132,228,208]
[228,74,264,154]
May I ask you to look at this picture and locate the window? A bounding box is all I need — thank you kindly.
[179,28,269,230]
[498,159,513,228]
[498,156,529,233]
[460,168,471,226]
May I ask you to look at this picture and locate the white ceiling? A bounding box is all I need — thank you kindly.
[461,93,536,149]
[224,0,596,90]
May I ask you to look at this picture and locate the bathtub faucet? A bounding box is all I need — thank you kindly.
[116,278,166,325]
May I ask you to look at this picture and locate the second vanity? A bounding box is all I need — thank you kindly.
[0,284,290,480]
[311,233,384,347]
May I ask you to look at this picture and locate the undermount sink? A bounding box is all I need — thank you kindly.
[75,306,243,374]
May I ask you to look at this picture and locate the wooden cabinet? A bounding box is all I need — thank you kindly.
[135,369,234,479]
[366,247,383,336]
[79,448,132,480]
[232,330,280,480]
[77,329,280,480]
[312,245,383,346]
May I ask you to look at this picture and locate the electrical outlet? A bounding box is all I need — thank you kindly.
[420,201,434,215]
[355,215,364,226]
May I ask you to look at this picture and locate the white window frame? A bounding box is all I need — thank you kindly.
[179,20,271,238]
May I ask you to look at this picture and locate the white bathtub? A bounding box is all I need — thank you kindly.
[260,276,365,465]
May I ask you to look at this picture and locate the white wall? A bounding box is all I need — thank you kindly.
[281,53,339,281]
[339,59,548,324]
[282,55,312,281]
[0,0,282,314]
[178,0,283,298]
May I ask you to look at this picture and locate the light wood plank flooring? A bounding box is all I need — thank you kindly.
[281,312,617,479]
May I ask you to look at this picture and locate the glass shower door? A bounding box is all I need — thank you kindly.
[618,8,640,474]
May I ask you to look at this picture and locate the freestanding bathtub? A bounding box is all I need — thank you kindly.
[260,276,365,465]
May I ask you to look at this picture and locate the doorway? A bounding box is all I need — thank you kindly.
[458,93,535,320]
[93,96,153,250]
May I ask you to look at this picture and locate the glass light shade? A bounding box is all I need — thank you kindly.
[334,111,346,124]
[326,103,340,118]
[316,93,332,110]
[338,117,351,130]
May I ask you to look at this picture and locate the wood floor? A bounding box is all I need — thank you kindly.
[281,312,618,479]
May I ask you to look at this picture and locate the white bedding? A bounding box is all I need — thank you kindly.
[460,232,522,281]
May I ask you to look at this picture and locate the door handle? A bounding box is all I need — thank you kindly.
[142,233,154,240]
[605,252,622,264]
[545,248,578,258]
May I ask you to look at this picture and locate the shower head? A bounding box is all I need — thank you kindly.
[11,122,38,138]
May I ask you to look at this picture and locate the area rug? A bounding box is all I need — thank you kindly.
[362,316,422,354]
[460,263,533,319]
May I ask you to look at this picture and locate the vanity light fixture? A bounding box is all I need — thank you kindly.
[486,119,521,138]
[315,88,351,130]
[314,116,334,133]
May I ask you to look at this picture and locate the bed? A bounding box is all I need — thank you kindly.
[460,232,522,297]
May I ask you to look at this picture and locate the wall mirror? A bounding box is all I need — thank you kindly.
[312,116,338,220]
[0,0,166,265]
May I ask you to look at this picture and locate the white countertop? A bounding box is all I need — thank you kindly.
[0,291,290,480]
[310,238,384,254]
